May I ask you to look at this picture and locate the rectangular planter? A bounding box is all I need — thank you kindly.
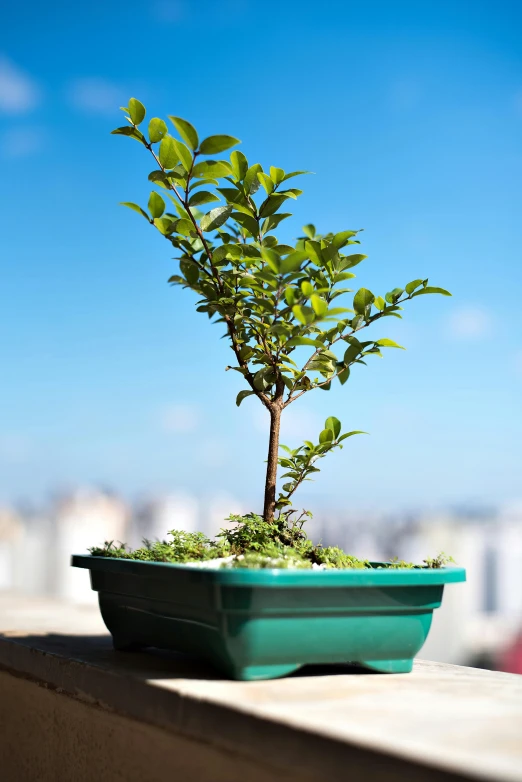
[72,555,466,680]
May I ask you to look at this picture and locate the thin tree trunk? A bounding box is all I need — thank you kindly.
[263,403,282,523]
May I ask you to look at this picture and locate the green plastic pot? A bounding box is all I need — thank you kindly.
[71,555,466,681]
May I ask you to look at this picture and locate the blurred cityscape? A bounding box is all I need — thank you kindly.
[1,488,521,674]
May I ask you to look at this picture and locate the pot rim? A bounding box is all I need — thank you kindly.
[71,554,466,587]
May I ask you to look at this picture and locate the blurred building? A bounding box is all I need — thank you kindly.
[0,507,23,591]
[131,492,200,547]
[53,489,129,604]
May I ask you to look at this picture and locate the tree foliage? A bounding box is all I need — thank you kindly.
[113,98,451,524]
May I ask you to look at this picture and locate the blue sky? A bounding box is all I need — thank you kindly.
[1,0,521,513]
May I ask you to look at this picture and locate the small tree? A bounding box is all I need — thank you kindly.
[114,98,450,526]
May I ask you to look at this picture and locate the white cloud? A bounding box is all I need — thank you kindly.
[0,126,45,158]
[0,56,40,114]
[161,403,201,433]
[447,306,492,340]
[67,78,126,115]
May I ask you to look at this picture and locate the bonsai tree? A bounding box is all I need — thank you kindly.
[107,97,450,563]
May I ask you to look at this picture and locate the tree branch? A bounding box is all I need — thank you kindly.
[143,140,223,291]
[284,294,414,405]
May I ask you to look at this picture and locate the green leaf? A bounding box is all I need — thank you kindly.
[148,117,168,143]
[332,230,357,249]
[376,338,405,349]
[259,194,290,217]
[257,172,275,194]
[111,126,146,145]
[374,296,385,311]
[254,269,278,288]
[302,224,316,239]
[286,336,324,347]
[223,200,253,217]
[405,279,424,295]
[343,344,362,364]
[188,190,220,207]
[385,287,404,304]
[305,240,323,265]
[284,287,296,306]
[270,166,285,184]
[236,390,254,406]
[292,305,313,325]
[325,416,341,438]
[244,163,263,194]
[311,294,328,316]
[301,280,314,297]
[239,344,255,361]
[192,160,234,179]
[411,286,452,297]
[318,348,337,360]
[171,138,193,171]
[168,116,199,150]
[282,171,312,181]
[154,216,176,235]
[174,218,196,236]
[262,213,292,233]
[353,288,375,314]
[338,366,350,384]
[338,431,367,441]
[200,205,233,232]
[217,187,249,205]
[165,166,186,183]
[180,259,199,284]
[148,170,169,189]
[213,243,242,263]
[280,250,308,274]
[231,211,259,237]
[200,134,240,154]
[189,178,219,191]
[261,248,280,273]
[128,98,145,125]
[159,136,179,169]
[167,198,191,220]
[253,367,274,390]
[342,253,367,268]
[230,150,248,180]
[148,191,165,218]
[120,202,150,221]
[319,428,334,444]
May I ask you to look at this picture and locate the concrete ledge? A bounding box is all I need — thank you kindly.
[1,593,521,782]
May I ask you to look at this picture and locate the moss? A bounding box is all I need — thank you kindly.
[311,546,370,569]
[386,557,418,569]
[90,531,229,564]
[229,545,312,570]
[423,552,455,569]
[89,513,452,570]
[216,512,309,555]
